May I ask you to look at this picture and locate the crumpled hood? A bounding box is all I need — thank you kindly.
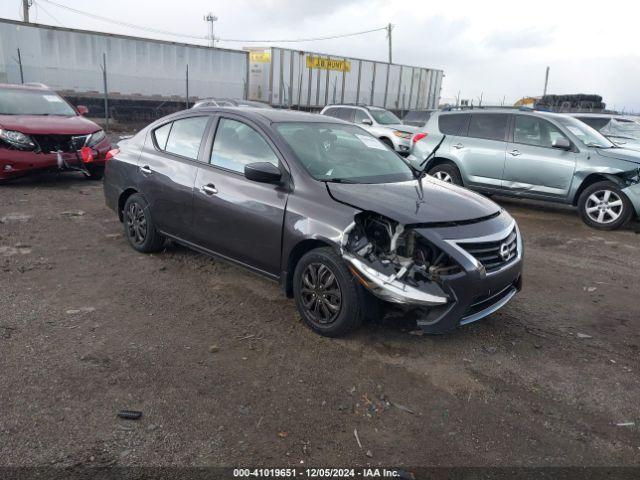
[327,178,501,225]
[595,147,640,165]
[0,114,100,135]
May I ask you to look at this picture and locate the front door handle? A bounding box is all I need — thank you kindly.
[140,165,153,174]
[453,143,464,149]
[509,149,521,156]
[200,184,218,195]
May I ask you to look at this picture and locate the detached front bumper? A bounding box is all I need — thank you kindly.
[0,139,110,180]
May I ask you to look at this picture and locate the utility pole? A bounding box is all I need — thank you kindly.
[22,0,32,23]
[543,66,550,97]
[185,64,189,108]
[16,48,24,83]
[101,53,109,132]
[386,23,393,64]
[204,13,218,47]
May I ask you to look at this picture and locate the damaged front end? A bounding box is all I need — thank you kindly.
[621,169,640,217]
[340,212,459,306]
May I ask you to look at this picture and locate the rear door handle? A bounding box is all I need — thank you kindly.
[509,150,521,156]
[453,143,464,149]
[200,184,218,195]
[140,165,153,174]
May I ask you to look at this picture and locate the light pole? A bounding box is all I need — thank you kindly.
[204,13,218,47]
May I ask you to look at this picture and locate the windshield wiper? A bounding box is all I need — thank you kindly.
[324,178,358,184]
[417,134,447,177]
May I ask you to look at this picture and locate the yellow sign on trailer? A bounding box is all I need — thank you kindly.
[249,51,271,63]
[306,55,351,72]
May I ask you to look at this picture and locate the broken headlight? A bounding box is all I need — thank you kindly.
[341,212,459,306]
[0,128,35,150]
[86,130,106,147]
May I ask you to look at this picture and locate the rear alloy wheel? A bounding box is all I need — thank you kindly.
[578,181,633,230]
[123,193,165,253]
[293,247,363,337]
[428,163,463,185]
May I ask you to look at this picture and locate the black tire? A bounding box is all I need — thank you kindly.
[428,162,463,185]
[577,181,633,230]
[86,165,104,180]
[293,247,363,337]
[122,193,165,253]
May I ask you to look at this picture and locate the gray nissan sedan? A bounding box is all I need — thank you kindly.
[104,108,523,336]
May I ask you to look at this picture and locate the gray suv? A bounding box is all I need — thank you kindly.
[409,109,640,230]
[320,105,418,155]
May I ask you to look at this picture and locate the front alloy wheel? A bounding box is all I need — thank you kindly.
[578,180,633,230]
[584,189,623,225]
[293,247,363,337]
[300,263,342,324]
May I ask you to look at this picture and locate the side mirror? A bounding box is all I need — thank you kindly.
[552,137,571,150]
[76,105,89,116]
[361,118,373,126]
[244,162,282,184]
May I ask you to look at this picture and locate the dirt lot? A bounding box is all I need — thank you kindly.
[1,169,639,470]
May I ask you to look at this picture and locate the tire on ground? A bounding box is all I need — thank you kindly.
[293,247,363,337]
[577,180,634,230]
[122,193,165,253]
[428,162,463,185]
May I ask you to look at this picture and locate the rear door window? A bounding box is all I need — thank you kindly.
[323,107,340,119]
[336,108,355,123]
[468,114,509,141]
[164,116,210,160]
[438,114,469,135]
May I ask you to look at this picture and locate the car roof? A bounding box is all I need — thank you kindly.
[437,108,570,120]
[187,107,348,125]
[0,82,51,91]
[570,112,636,120]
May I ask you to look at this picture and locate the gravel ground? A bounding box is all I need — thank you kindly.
[0,169,639,469]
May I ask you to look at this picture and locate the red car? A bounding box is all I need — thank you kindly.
[0,83,111,183]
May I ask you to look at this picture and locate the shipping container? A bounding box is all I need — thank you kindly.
[248,47,443,110]
[0,19,248,100]
[0,19,444,114]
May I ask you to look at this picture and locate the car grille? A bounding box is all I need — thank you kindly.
[458,227,518,273]
[32,134,89,153]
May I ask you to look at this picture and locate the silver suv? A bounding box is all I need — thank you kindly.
[320,105,418,155]
[409,109,640,230]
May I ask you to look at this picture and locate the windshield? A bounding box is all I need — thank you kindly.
[556,116,614,148]
[603,119,640,141]
[0,88,77,116]
[275,122,414,184]
[369,109,402,125]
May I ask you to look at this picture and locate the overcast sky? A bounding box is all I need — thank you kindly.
[9,0,640,112]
